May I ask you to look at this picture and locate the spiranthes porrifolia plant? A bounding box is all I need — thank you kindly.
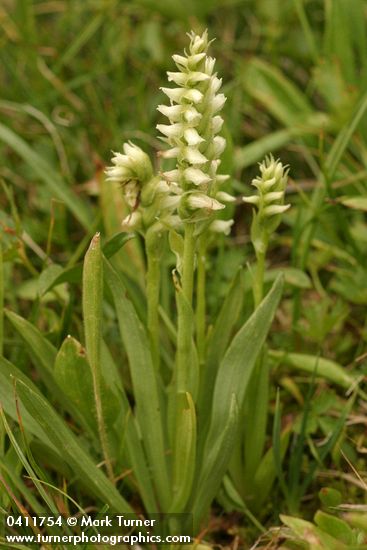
[102,29,286,541]
[157,30,234,371]
[226,156,290,512]
[243,155,290,306]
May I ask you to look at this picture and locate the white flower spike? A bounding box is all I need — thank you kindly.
[243,155,290,254]
[242,155,290,222]
[157,30,231,225]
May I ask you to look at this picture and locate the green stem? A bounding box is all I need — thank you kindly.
[196,237,207,363]
[181,223,195,300]
[244,237,269,494]
[146,233,161,370]
[253,248,266,308]
[176,222,196,393]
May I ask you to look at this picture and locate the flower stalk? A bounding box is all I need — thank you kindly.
[196,236,207,362]
[157,30,232,395]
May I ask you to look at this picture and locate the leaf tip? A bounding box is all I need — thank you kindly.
[89,232,101,250]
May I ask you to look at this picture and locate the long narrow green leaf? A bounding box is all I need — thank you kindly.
[235,129,294,170]
[191,394,238,532]
[192,278,283,527]
[206,268,245,371]
[243,352,269,493]
[199,268,244,423]
[5,310,57,383]
[13,379,133,513]
[204,276,283,455]
[0,244,3,356]
[325,90,367,179]
[252,427,291,513]
[0,122,92,228]
[104,258,171,509]
[83,233,113,480]
[0,356,58,453]
[234,115,327,170]
[89,340,158,512]
[56,14,103,70]
[101,339,123,391]
[272,389,289,503]
[269,350,357,389]
[241,58,313,126]
[118,395,158,513]
[294,0,319,63]
[0,408,58,514]
[54,336,97,434]
[5,310,97,433]
[0,460,45,515]
[175,278,199,400]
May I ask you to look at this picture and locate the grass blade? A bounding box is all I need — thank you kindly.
[0,244,3,356]
[0,356,58,452]
[269,350,357,389]
[12,378,133,513]
[0,122,92,229]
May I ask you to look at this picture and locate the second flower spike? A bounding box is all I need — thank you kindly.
[243,155,290,254]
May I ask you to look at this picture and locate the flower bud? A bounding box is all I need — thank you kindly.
[216,191,236,203]
[185,167,212,186]
[209,219,234,235]
[263,204,290,216]
[105,141,153,185]
[187,194,225,211]
[121,211,142,231]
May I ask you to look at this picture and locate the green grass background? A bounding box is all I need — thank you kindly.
[1,0,367,547]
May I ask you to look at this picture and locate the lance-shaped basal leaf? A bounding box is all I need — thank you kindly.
[54,336,120,435]
[204,275,283,455]
[191,279,282,529]
[191,394,238,531]
[5,310,95,434]
[104,257,171,510]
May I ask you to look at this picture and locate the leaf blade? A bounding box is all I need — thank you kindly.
[104,257,171,509]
